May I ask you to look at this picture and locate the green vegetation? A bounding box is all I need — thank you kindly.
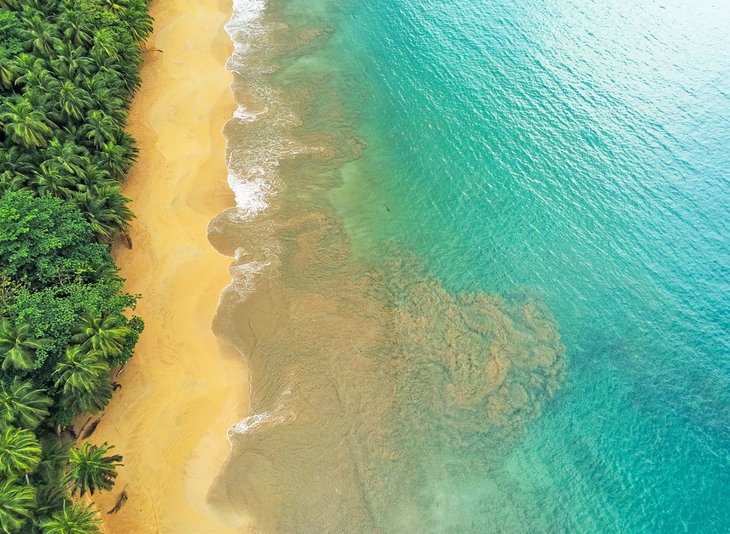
[66,443,122,498]
[0,0,152,531]
[40,502,101,534]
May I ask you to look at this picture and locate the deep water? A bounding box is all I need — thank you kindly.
[210,0,730,531]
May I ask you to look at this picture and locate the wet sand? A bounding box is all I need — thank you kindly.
[89,0,249,532]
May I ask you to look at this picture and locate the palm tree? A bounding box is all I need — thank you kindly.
[43,137,91,179]
[23,85,54,111]
[54,347,109,393]
[53,346,112,414]
[88,86,128,126]
[72,185,134,239]
[71,313,131,359]
[40,501,101,534]
[0,377,52,430]
[0,61,15,90]
[80,110,119,149]
[24,442,68,524]
[123,3,155,42]
[34,483,67,521]
[0,99,55,149]
[0,171,29,194]
[84,70,125,98]
[57,9,93,47]
[35,437,70,487]
[94,137,137,180]
[52,79,94,123]
[90,28,121,62]
[91,261,122,286]
[33,437,70,519]
[0,145,36,180]
[22,12,61,59]
[116,56,143,95]
[30,162,77,199]
[66,442,123,497]
[75,162,114,192]
[0,426,42,477]
[0,477,36,534]
[49,44,95,81]
[89,41,142,96]
[0,319,49,372]
[13,65,54,94]
[8,53,45,88]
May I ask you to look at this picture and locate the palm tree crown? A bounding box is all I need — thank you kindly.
[52,79,94,123]
[66,442,123,497]
[72,185,133,239]
[0,319,48,372]
[0,377,52,430]
[0,426,42,477]
[41,501,101,534]
[71,313,130,359]
[53,346,112,414]
[0,477,36,534]
[0,98,55,149]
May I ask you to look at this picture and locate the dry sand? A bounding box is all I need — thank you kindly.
[89,0,249,532]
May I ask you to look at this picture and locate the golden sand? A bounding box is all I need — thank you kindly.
[89,0,248,531]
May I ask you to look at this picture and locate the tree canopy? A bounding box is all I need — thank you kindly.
[0,0,150,529]
[0,191,112,287]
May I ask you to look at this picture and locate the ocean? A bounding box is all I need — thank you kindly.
[208,0,730,531]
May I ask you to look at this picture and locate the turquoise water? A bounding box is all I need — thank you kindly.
[330,0,730,530]
[214,0,729,531]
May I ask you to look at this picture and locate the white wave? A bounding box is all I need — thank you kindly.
[214,246,272,302]
[234,104,268,122]
[227,168,271,214]
[225,0,267,71]
[225,0,265,36]
[217,0,316,305]
[228,412,281,435]
[228,388,293,441]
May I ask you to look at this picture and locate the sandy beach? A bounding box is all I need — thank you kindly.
[88,0,248,532]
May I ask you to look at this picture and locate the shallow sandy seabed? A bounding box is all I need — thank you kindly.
[88,0,249,532]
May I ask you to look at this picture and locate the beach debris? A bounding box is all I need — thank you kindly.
[111,381,123,391]
[107,485,129,514]
[121,233,133,249]
[81,418,101,439]
[76,416,93,437]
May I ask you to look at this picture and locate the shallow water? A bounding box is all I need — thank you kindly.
[209,0,730,531]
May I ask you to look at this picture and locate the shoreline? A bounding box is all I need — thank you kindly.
[89,0,248,532]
